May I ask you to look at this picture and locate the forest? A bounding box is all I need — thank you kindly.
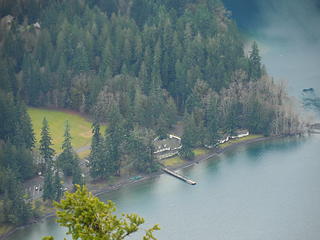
[0,0,303,228]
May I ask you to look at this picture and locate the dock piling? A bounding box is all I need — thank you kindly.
[162,167,197,185]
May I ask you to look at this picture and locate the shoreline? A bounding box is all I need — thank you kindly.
[165,136,279,171]
[0,135,281,240]
[84,136,278,197]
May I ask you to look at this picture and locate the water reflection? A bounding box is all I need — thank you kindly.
[246,136,307,159]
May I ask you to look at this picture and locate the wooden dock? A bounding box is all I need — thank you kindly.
[162,167,197,185]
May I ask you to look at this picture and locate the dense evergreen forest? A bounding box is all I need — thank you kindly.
[0,0,303,228]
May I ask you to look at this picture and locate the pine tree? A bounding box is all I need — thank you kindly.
[39,118,55,172]
[248,41,262,81]
[89,122,103,179]
[58,121,74,176]
[180,114,197,160]
[43,168,54,201]
[14,102,35,149]
[173,59,187,110]
[72,161,83,186]
[151,39,162,90]
[39,118,57,201]
[53,170,63,201]
[128,127,158,174]
[1,169,32,225]
[0,92,20,144]
[227,101,239,135]
[101,137,118,177]
[102,40,114,76]
[104,105,125,176]
[206,97,220,146]
[73,43,89,72]
[0,59,13,93]
[138,61,148,93]
[156,114,169,139]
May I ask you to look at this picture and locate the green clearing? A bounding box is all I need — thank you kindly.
[0,224,14,236]
[193,148,209,157]
[219,134,264,149]
[162,148,208,168]
[28,107,106,153]
[162,156,186,167]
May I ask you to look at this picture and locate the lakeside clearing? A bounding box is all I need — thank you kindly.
[28,108,106,154]
[0,226,13,239]
[219,135,264,149]
[162,135,264,168]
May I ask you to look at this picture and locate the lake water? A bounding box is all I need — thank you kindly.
[7,1,320,239]
[8,135,320,240]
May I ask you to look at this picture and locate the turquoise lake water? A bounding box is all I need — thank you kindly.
[8,135,320,240]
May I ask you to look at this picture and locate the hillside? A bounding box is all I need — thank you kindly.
[1,0,302,141]
[0,0,303,231]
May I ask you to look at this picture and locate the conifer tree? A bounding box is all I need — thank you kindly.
[89,122,102,179]
[43,168,54,201]
[72,161,84,186]
[58,121,74,176]
[39,117,55,172]
[1,169,32,225]
[180,114,197,160]
[53,170,63,201]
[227,101,239,135]
[206,97,220,146]
[15,103,35,149]
[248,41,262,81]
[128,127,158,173]
[105,105,125,176]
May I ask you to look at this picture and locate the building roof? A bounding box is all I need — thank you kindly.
[33,22,41,29]
[234,129,249,135]
[154,137,181,150]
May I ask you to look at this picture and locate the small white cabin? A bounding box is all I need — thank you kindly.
[218,135,230,144]
[33,22,41,29]
[231,129,249,139]
[153,134,181,155]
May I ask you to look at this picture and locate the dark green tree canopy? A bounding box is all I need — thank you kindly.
[248,41,262,81]
[58,121,75,176]
[39,117,55,168]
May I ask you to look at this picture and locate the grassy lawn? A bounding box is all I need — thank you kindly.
[219,134,264,149]
[162,148,208,167]
[0,224,14,236]
[162,156,186,167]
[28,107,106,153]
[193,148,209,157]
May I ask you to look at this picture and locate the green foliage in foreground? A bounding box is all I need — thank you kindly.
[42,185,159,240]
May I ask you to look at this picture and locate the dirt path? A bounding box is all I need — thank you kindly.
[75,145,90,155]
